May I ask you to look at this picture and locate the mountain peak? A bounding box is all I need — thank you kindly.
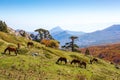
[50,26,63,33]
[51,26,63,30]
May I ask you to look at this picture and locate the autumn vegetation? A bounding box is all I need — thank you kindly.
[41,39,59,48]
[81,43,120,64]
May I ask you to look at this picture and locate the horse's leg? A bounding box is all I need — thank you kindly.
[84,64,86,69]
[71,61,73,64]
[4,48,7,54]
[65,60,67,64]
[15,51,17,56]
[79,63,82,68]
[9,50,10,55]
[27,44,29,48]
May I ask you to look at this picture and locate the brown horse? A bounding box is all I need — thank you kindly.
[71,59,80,65]
[56,57,67,64]
[80,61,87,69]
[4,46,18,56]
[27,42,34,48]
[90,58,98,64]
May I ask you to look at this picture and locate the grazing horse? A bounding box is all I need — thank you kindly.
[80,61,87,69]
[4,46,18,56]
[56,57,67,64]
[27,42,34,48]
[90,58,98,64]
[71,59,80,65]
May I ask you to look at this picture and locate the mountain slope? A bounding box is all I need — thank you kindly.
[77,25,120,47]
[50,26,85,46]
[81,43,120,64]
[0,31,120,80]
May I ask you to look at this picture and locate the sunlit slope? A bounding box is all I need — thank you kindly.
[0,31,120,80]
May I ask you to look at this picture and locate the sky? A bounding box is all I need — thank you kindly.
[0,0,120,32]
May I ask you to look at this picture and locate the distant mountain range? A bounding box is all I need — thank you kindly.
[50,26,86,46]
[50,25,120,47]
[77,25,120,47]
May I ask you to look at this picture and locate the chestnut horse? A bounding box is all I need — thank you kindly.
[4,46,18,56]
[27,42,34,48]
[90,58,98,64]
[56,57,67,64]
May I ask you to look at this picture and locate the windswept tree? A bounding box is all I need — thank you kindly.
[70,36,78,52]
[62,36,79,52]
[0,20,8,33]
[35,28,54,42]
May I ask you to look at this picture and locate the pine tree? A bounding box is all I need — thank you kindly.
[70,36,78,52]
[85,48,90,55]
[0,20,8,33]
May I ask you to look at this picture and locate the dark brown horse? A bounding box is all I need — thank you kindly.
[90,58,98,64]
[80,61,87,69]
[71,59,80,65]
[4,46,18,56]
[56,57,67,64]
[27,42,34,48]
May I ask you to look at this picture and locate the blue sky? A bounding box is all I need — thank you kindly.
[0,0,120,32]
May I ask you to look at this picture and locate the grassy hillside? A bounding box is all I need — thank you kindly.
[0,31,120,80]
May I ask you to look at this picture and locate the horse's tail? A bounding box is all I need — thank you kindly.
[16,48,19,53]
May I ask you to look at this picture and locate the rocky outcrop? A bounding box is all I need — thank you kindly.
[7,27,32,40]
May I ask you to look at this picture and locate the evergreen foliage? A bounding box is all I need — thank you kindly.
[0,20,8,33]
[85,48,90,55]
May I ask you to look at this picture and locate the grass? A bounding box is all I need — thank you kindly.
[0,31,120,80]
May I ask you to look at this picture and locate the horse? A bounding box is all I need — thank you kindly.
[4,46,18,56]
[90,58,98,64]
[27,42,34,48]
[80,61,87,69]
[56,57,67,64]
[71,59,80,65]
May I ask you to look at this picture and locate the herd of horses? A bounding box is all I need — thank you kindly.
[56,57,98,69]
[3,41,98,69]
[3,42,34,56]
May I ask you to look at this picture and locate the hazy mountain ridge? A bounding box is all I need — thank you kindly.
[50,25,120,47]
[50,26,86,45]
[77,25,120,47]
